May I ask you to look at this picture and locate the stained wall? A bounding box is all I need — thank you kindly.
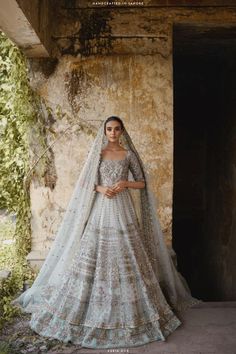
[23,2,236,303]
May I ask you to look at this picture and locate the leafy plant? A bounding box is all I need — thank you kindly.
[0,30,97,330]
[0,30,41,328]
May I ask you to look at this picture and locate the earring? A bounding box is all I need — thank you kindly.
[120,134,125,146]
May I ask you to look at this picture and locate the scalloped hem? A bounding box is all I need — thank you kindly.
[29,308,182,349]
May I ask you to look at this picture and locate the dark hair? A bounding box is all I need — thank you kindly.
[104,116,124,134]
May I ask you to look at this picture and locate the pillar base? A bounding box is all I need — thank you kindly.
[26,250,49,271]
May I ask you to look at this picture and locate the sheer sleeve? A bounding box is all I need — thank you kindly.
[94,166,99,186]
[128,150,145,182]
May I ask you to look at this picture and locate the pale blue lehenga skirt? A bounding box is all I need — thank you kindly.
[27,188,181,348]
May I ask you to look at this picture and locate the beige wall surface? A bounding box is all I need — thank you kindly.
[10,2,236,301]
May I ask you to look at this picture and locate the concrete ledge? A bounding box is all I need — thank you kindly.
[26,250,49,270]
[0,0,50,57]
[0,269,11,283]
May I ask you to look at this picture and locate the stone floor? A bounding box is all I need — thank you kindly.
[0,301,236,354]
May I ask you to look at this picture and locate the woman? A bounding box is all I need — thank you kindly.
[12,116,202,349]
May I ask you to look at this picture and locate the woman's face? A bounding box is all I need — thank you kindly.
[105,120,123,143]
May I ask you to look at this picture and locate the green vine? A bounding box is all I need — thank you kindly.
[0,31,47,328]
[0,30,99,330]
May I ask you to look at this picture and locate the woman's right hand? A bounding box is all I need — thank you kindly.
[96,185,117,198]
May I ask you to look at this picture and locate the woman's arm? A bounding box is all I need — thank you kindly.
[112,179,145,194]
[95,181,145,198]
[94,184,117,198]
[125,180,145,189]
[128,151,146,189]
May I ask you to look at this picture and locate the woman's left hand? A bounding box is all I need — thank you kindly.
[112,180,128,194]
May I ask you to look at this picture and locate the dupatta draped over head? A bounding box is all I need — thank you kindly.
[12,118,202,315]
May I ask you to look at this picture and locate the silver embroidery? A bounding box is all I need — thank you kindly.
[28,149,182,348]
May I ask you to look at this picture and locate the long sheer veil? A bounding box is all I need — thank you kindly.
[12,118,203,316]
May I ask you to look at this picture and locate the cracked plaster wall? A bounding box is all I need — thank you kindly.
[26,4,236,270]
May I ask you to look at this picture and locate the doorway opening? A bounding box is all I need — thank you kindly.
[172,24,236,301]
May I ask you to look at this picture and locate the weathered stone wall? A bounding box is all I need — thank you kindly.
[25,1,236,303]
[27,50,174,265]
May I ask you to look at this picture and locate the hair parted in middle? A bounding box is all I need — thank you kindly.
[104,116,125,134]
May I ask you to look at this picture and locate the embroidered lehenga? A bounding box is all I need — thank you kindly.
[12,119,202,349]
